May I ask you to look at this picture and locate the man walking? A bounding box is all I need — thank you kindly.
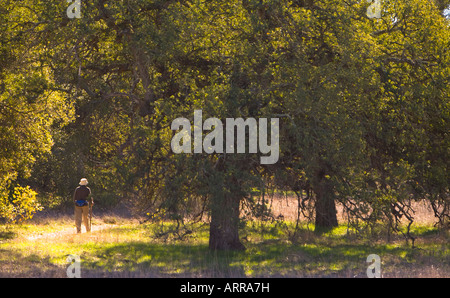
[73,178,94,233]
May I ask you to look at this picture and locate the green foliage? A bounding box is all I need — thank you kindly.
[0,184,42,224]
[0,0,74,211]
[0,0,448,243]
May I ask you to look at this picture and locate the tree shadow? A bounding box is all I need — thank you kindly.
[313,225,336,235]
[0,249,66,277]
[0,230,16,241]
[84,241,247,277]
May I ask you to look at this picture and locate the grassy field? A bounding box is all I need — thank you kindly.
[0,213,448,278]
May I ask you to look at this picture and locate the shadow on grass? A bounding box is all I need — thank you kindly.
[81,241,368,277]
[80,222,448,277]
[0,230,16,241]
[0,249,66,277]
[0,222,446,277]
[78,237,387,277]
[83,242,247,277]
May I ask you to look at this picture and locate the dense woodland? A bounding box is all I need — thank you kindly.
[0,0,449,250]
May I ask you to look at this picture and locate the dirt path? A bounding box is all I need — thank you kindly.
[25,224,118,241]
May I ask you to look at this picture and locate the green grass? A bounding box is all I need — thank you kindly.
[0,218,448,277]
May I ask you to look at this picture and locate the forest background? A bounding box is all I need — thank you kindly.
[0,0,448,260]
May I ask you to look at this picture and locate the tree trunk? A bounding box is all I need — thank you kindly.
[313,174,338,230]
[209,193,245,251]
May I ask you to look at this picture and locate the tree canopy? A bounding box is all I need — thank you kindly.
[0,0,448,249]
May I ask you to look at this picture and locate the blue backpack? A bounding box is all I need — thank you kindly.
[75,200,88,207]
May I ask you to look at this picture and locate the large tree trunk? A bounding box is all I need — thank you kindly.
[313,171,338,230]
[209,193,245,251]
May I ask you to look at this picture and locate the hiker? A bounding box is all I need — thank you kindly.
[73,178,94,233]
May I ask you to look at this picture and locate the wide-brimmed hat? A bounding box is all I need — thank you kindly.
[79,178,88,186]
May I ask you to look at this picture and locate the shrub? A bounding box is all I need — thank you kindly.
[0,185,43,223]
